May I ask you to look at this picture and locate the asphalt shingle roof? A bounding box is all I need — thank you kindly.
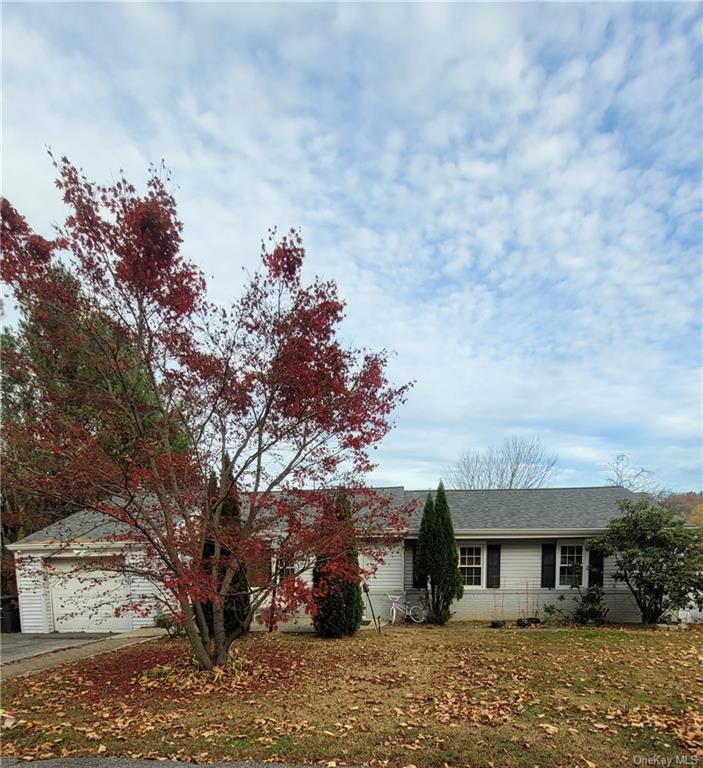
[13,486,640,545]
[402,485,641,531]
[16,510,135,545]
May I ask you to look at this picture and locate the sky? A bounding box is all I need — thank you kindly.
[2,3,701,491]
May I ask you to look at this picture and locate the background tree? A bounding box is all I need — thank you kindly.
[659,492,703,526]
[445,435,557,490]
[1,157,411,668]
[605,454,660,495]
[312,490,364,638]
[587,498,703,624]
[604,454,702,520]
[415,483,463,624]
[1,266,153,595]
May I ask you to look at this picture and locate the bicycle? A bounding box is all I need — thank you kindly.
[388,593,424,624]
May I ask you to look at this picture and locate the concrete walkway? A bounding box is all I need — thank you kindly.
[1,632,111,664]
[0,628,166,679]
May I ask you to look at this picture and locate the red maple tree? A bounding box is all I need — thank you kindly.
[1,156,412,668]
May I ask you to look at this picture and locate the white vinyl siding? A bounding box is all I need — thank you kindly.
[125,550,161,629]
[448,539,641,622]
[14,555,52,633]
[359,544,404,622]
[359,545,404,592]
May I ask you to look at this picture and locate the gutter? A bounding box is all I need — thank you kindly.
[402,528,607,539]
[6,540,142,553]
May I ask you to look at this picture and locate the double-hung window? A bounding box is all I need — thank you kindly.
[559,545,583,587]
[459,546,482,586]
[276,559,295,584]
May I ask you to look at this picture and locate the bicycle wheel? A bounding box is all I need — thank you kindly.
[409,605,424,623]
[389,605,397,625]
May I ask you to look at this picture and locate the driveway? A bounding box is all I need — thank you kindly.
[1,628,166,678]
[1,633,111,664]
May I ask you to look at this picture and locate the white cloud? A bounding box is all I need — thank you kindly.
[2,3,700,490]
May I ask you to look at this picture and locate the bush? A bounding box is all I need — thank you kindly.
[543,585,609,625]
[587,499,703,624]
[312,568,364,638]
[416,483,464,624]
[572,585,609,625]
[154,612,185,638]
[312,490,364,639]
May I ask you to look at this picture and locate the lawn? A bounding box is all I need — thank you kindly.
[1,624,701,767]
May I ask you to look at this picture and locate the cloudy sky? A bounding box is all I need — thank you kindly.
[3,3,701,491]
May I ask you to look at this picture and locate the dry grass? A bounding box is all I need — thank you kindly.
[2,623,702,767]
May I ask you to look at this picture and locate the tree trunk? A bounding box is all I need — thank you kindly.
[215,609,254,665]
[192,601,212,650]
[180,603,214,670]
[212,600,226,659]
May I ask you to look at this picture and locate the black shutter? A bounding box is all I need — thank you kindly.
[541,542,556,588]
[588,548,604,588]
[486,544,501,588]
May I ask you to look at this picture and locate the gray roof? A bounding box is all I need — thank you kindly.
[15,510,134,544]
[10,495,164,548]
[14,510,136,545]
[12,485,641,547]
[402,485,641,531]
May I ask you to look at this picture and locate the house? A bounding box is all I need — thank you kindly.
[8,485,649,632]
[362,485,644,623]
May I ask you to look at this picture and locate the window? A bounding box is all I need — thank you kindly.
[559,545,583,586]
[460,546,482,586]
[276,559,295,585]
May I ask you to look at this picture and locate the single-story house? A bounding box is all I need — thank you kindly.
[8,485,676,632]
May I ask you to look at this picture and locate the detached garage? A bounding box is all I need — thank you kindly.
[7,512,159,633]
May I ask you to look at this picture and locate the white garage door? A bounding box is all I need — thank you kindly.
[49,559,131,632]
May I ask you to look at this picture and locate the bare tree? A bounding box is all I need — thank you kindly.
[605,454,670,502]
[605,454,653,492]
[445,436,558,490]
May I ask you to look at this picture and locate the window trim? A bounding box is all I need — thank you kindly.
[458,542,485,589]
[556,541,587,588]
[275,556,296,585]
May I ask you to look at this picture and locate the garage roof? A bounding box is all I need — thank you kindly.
[12,510,135,546]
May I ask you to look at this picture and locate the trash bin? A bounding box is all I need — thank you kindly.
[0,596,21,633]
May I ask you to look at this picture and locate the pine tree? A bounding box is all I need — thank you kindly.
[414,492,435,592]
[312,491,364,638]
[415,482,463,624]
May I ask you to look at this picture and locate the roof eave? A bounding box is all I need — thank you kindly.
[403,527,608,538]
[7,539,139,552]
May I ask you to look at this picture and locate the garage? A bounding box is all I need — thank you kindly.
[49,559,131,633]
[8,509,160,634]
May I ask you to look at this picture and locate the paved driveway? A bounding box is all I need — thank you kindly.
[1,633,111,664]
[1,628,166,678]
